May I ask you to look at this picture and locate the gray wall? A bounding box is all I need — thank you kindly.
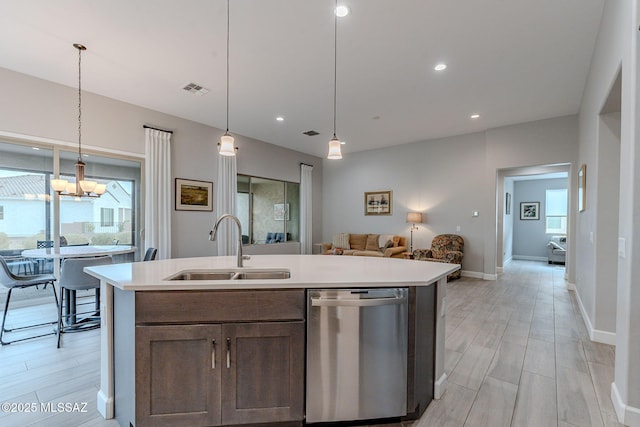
[322,115,578,278]
[0,67,323,259]
[512,178,567,260]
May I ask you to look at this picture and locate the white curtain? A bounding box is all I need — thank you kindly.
[144,128,172,260]
[216,155,238,256]
[300,164,313,254]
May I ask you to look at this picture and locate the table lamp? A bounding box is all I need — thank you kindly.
[406,212,424,252]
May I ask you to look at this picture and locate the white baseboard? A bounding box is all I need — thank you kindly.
[496,267,504,274]
[612,382,640,426]
[574,287,617,346]
[460,270,497,281]
[434,373,447,399]
[512,255,548,262]
[97,390,114,419]
[566,281,576,291]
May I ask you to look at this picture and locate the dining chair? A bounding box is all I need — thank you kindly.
[57,255,113,348]
[0,256,58,345]
[143,247,157,261]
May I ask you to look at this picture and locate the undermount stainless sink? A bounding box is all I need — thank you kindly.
[167,269,290,281]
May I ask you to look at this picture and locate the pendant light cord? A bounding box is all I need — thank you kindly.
[332,0,338,140]
[226,0,230,134]
[77,45,83,159]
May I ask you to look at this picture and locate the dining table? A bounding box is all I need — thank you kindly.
[21,245,136,326]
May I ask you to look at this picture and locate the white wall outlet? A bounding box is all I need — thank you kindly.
[589,231,594,243]
[472,211,479,217]
[618,237,626,258]
[456,225,461,232]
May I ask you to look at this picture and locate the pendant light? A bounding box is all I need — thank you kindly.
[218,0,236,156]
[51,44,106,197]
[327,0,343,160]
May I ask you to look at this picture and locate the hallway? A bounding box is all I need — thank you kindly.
[418,260,621,426]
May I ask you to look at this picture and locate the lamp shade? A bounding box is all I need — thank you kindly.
[327,137,343,160]
[406,212,423,224]
[219,134,236,156]
[51,179,68,192]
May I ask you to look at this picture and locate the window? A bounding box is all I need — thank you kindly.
[545,189,568,234]
[100,208,115,227]
[237,175,300,245]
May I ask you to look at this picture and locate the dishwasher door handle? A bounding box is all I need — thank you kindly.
[311,296,405,307]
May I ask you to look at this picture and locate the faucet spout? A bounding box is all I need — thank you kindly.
[210,214,247,268]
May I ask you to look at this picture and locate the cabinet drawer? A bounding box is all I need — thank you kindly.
[135,289,305,324]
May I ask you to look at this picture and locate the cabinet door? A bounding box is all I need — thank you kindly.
[221,321,304,425]
[136,324,222,427]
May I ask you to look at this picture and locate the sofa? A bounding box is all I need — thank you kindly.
[547,235,566,264]
[413,234,464,280]
[321,233,407,258]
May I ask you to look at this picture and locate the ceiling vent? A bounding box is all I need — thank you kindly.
[303,130,320,136]
[182,82,210,96]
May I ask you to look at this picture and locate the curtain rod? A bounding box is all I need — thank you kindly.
[300,162,314,167]
[143,124,174,134]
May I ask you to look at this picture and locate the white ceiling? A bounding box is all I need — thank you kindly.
[0,0,605,158]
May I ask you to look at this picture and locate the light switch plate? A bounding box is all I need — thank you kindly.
[456,225,461,232]
[472,211,479,217]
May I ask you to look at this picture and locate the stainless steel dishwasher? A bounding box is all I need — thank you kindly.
[306,288,408,424]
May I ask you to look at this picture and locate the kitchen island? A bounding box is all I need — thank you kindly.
[85,254,459,426]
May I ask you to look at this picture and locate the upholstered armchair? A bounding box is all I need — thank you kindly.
[413,234,464,280]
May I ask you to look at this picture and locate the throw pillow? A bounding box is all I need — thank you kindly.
[365,234,380,251]
[392,236,401,247]
[378,234,394,248]
[379,240,394,252]
[349,234,367,250]
[332,233,350,249]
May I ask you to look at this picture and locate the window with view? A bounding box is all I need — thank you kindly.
[545,189,568,234]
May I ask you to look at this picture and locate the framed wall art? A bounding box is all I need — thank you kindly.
[364,190,392,216]
[274,203,290,221]
[175,178,213,211]
[520,202,540,220]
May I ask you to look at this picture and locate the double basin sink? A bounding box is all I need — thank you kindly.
[167,269,291,281]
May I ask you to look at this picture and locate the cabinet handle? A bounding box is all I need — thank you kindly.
[226,337,231,369]
[211,339,216,369]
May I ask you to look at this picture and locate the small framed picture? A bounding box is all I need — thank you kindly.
[520,202,540,220]
[175,178,213,211]
[274,203,290,221]
[364,190,392,216]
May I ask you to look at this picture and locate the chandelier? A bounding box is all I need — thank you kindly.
[51,43,106,197]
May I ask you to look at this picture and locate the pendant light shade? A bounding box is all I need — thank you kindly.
[219,133,236,156]
[327,0,343,160]
[218,0,236,156]
[50,43,102,198]
[327,137,343,160]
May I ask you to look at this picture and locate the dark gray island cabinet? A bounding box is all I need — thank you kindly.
[114,289,306,427]
[111,286,437,427]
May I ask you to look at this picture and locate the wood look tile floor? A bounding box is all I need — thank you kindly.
[0,260,622,427]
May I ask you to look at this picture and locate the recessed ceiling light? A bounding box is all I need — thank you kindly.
[470,114,480,119]
[335,5,349,17]
[276,116,284,122]
[434,63,447,71]
[32,147,40,150]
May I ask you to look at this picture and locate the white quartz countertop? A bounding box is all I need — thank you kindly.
[84,254,460,291]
